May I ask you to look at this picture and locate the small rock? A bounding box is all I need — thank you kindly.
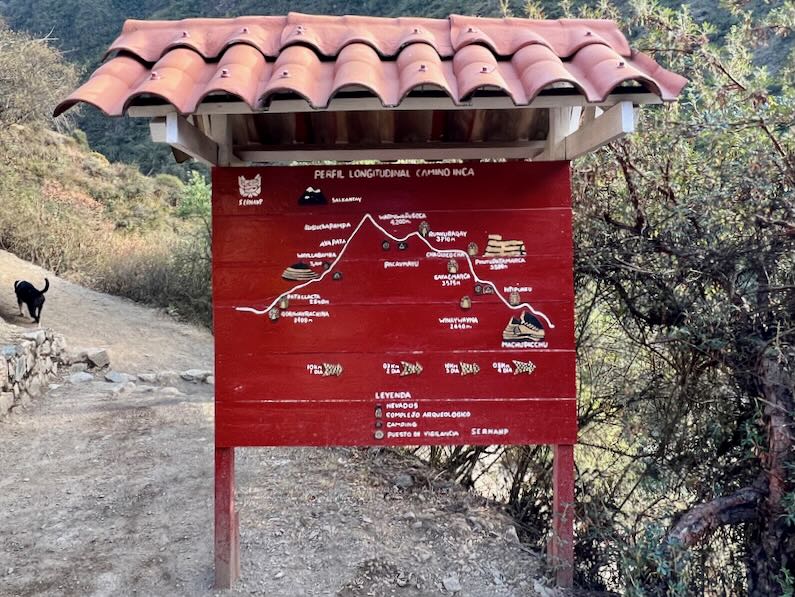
[27,379,44,398]
[442,573,462,593]
[15,357,26,380]
[503,525,520,544]
[69,372,94,384]
[205,375,215,385]
[137,373,157,384]
[0,393,13,418]
[61,349,83,365]
[21,330,46,345]
[105,371,131,384]
[180,369,210,383]
[1,346,19,359]
[109,382,136,395]
[393,473,414,489]
[84,348,110,369]
[273,571,284,580]
[533,579,562,597]
[157,371,180,384]
[161,387,182,395]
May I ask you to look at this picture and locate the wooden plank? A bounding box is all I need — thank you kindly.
[549,444,575,588]
[152,113,218,165]
[252,113,296,146]
[211,162,571,217]
[307,112,338,145]
[343,111,383,144]
[394,111,433,143]
[149,117,167,143]
[214,447,240,589]
[535,101,634,162]
[213,254,575,306]
[214,301,575,354]
[443,110,477,143]
[482,108,535,142]
[216,400,577,447]
[127,92,664,118]
[209,115,235,166]
[536,107,576,161]
[212,209,572,266]
[237,141,545,162]
[214,350,577,402]
[564,100,634,160]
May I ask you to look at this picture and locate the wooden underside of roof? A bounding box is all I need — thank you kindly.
[140,91,646,165]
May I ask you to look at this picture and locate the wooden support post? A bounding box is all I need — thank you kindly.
[150,113,220,165]
[549,444,575,588]
[215,447,240,589]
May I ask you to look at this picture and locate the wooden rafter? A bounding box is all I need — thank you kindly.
[150,113,219,166]
[534,101,635,162]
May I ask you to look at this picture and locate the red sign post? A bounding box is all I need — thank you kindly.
[212,161,576,586]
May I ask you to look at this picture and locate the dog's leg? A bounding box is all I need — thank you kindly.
[18,301,24,316]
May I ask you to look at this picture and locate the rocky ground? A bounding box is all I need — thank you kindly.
[0,250,550,596]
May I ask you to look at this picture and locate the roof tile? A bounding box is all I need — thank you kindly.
[55,13,687,117]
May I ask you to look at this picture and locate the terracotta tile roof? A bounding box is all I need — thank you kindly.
[55,12,686,117]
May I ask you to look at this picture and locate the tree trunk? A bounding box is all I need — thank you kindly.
[748,353,795,596]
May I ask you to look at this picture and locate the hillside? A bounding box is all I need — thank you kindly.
[0,0,742,173]
[0,122,213,324]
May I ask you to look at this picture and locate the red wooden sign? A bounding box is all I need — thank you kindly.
[212,161,576,448]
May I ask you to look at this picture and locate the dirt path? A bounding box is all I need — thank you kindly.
[0,252,544,596]
[0,250,212,372]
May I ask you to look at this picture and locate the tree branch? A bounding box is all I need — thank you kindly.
[667,485,765,548]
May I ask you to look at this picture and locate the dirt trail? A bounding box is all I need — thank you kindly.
[0,251,543,596]
[0,250,212,372]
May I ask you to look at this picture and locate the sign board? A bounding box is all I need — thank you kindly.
[212,162,576,447]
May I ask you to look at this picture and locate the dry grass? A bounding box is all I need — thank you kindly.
[0,125,211,326]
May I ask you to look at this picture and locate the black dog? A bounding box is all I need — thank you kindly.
[14,279,49,324]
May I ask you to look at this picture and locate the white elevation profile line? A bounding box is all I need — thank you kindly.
[236,213,556,329]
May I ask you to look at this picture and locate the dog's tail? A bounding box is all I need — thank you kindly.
[41,278,49,294]
[14,280,19,290]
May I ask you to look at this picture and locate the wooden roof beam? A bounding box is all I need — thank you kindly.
[237,141,546,163]
[127,92,662,118]
[535,101,635,161]
[150,113,219,165]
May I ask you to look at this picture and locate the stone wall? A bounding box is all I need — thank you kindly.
[0,329,67,418]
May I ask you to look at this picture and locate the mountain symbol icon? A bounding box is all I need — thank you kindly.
[298,186,327,206]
